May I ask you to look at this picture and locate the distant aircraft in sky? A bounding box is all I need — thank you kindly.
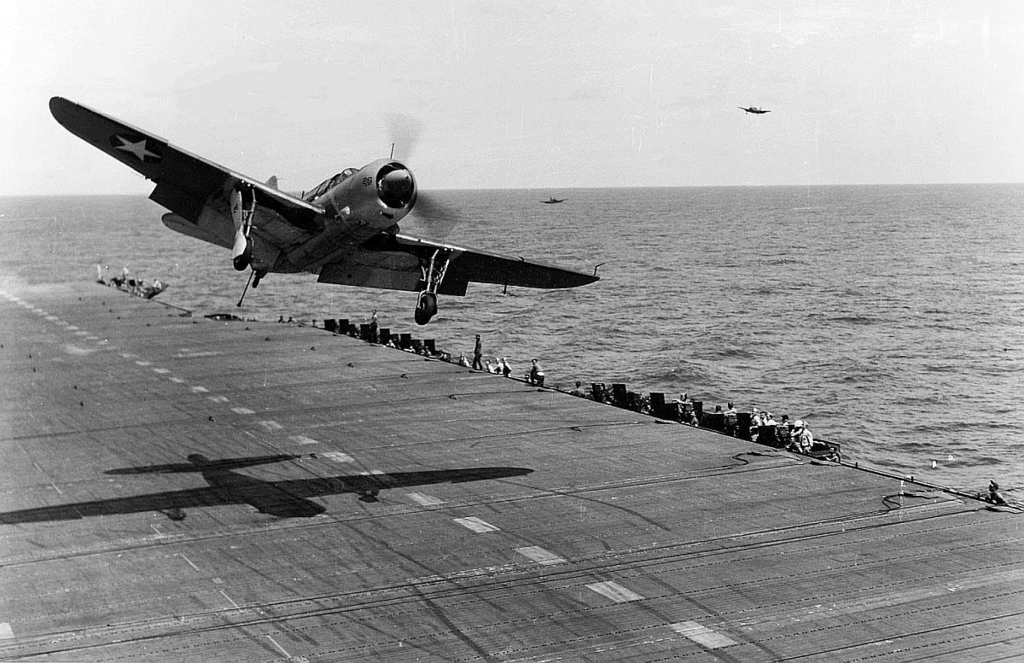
[49,97,598,325]
[541,197,565,204]
[739,106,771,114]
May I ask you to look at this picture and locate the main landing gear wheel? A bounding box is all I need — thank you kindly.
[232,237,253,271]
[414,291,437,325]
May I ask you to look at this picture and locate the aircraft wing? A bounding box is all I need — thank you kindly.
[317,233,599,295]
[48,97,324,239]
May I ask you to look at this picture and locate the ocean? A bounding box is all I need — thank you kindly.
[2,184,1022,496]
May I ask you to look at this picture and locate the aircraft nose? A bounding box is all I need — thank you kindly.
[377,163,416,209]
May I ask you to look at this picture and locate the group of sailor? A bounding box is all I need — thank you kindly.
[359,312,833,460]
[95,265,165,299]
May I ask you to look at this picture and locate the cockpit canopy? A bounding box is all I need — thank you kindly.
[302,168,359,203]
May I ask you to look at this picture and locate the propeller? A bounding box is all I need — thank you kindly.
[385,113,423,161]
[384,113,460,240]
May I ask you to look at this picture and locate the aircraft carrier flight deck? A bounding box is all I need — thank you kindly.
[1,282,1021,662]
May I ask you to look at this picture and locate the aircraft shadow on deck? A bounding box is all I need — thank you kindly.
[0,454,533,524]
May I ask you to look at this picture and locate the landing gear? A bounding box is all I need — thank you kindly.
[232,237,253,271]
[230,184,256,272]
[414,291,437,325]
[414,249,451,325]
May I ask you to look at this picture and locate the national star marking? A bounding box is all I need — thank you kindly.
[113,135,160,162]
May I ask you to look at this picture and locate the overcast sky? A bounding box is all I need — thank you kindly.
[2,0,1021,194]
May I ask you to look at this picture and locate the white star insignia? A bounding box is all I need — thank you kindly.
[113,135,161,162]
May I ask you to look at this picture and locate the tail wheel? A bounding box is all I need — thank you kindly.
[414,291,437,325]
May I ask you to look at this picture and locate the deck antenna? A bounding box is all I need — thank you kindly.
[236,270,255,307]
[390,142,395,159]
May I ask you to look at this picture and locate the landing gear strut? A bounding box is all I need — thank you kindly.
[414,248,451,325]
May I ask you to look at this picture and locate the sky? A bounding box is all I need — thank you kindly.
[2,0,1022,194]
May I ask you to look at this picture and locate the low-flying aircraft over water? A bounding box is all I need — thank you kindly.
[739,106,771,114]
[50,97,598,324]
[541,197,565,204]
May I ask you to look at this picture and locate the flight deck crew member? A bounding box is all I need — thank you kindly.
[791,420,813,453]
[529,359,545,386]
[723,403,738,437]
[472,334,483,370]
[369,309,379,343]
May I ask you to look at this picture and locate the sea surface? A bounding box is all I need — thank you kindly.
[2,184,1022,496]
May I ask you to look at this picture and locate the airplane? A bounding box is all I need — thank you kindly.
[49,97,599,324]
[739,106,771,114]
[541,197,565,204]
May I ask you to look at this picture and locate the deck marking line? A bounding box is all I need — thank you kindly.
[153,367,170,374]
[290,435,319,445]
[586,581,644,603]
[266,635,291,659]
[134,360,151,366]
[259,420,283,431]
[191,386,209,393]
[208,395,229,403]
[516,546,566,566]
[407,492,444,507]
[179,553,201,572]
[231,407,255,415]
[170,377,186,384]
[219,590,241,609]
[322,451,355,463]
[0,623,13,640]
[670,621,739,649]
[453,516,500,533]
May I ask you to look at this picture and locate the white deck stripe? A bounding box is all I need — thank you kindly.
[290,435,319,445]
[0,623,13,640]
[231,407,255,414]
[453,516,500,533]
[258,420,283,431]
[670,621,739,649]
[407,492,444,507]
[516,546,566,566]
[322,451,355,463]
[586,581,644,603]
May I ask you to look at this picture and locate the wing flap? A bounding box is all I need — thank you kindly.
[389,234,598,290]
[162,213,232,249]
[318,252,456,293]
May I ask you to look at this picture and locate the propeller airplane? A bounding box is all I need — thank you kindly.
[738,106,771,114]
[49,97,598,324]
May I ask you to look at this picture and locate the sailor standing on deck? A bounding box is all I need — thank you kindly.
[529,359,545,386]
[369,309,379,344]
[472,334,483,370]
[723,403,738,437]
[791,420,813,453]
